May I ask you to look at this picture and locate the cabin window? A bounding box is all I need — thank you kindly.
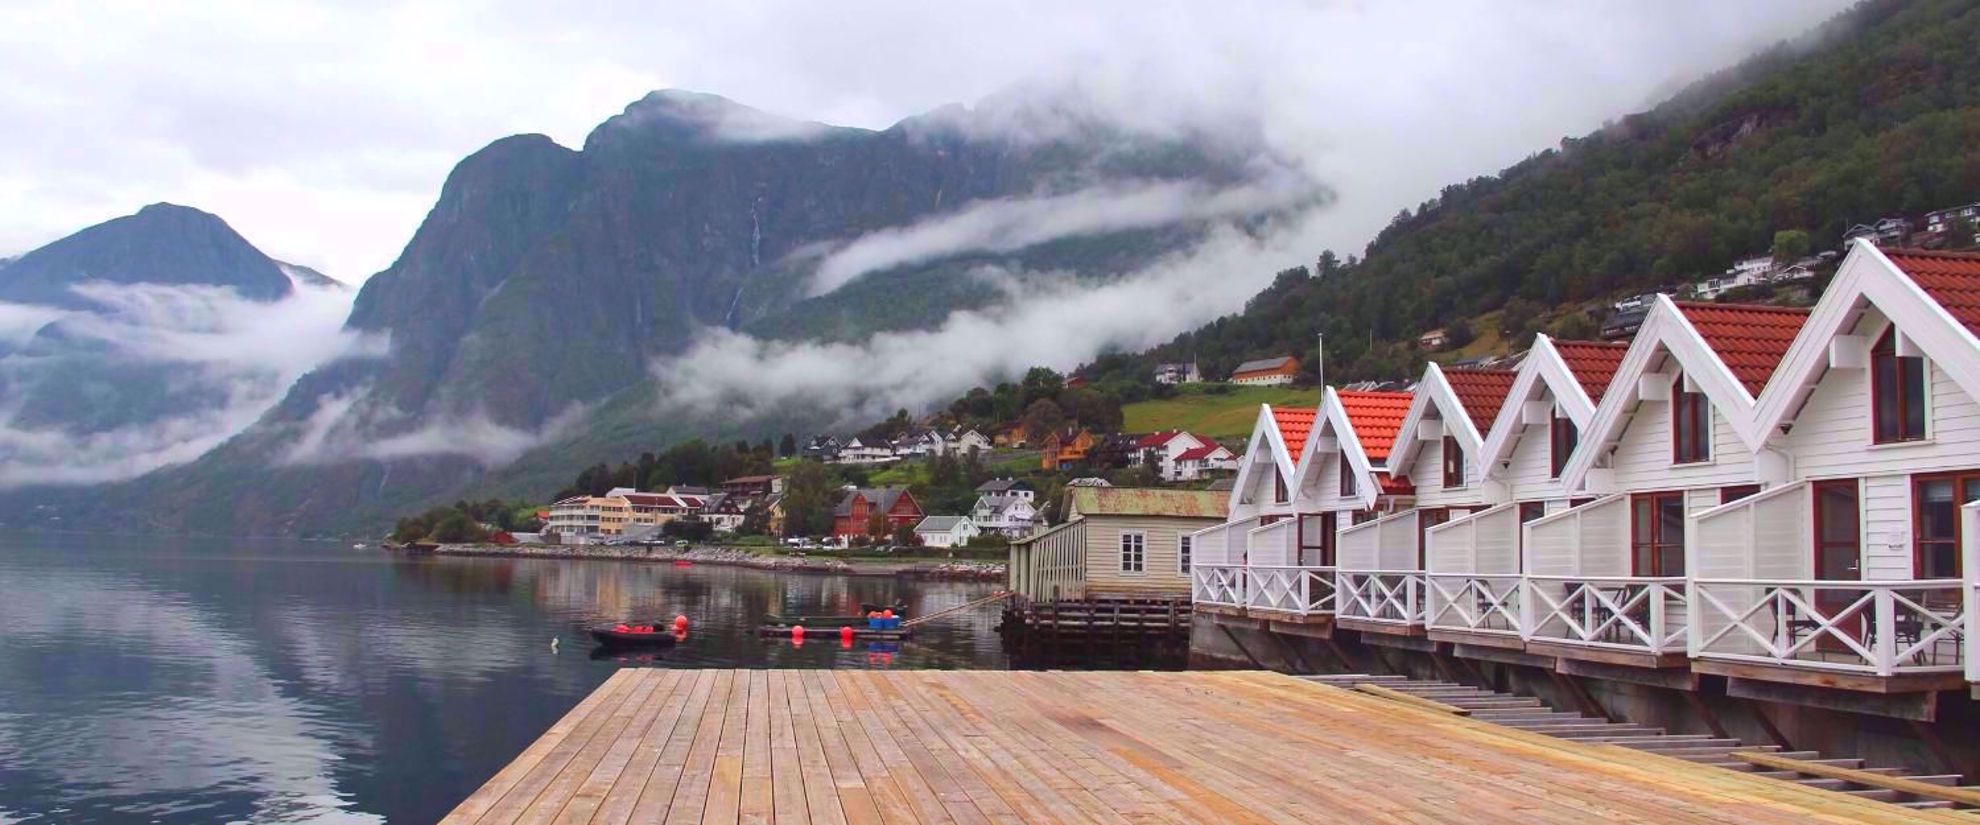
[1274,469,1289,504]
[1119,532,1145,573]
[1549,409,1577,478]
[1630,492,1685,576]
[1441,435,1464,489]
[1338,454,1356,498]
[1914,473,1980,579]
[1672,372,1710,464]
[1518,501,1547,523]
[1178,534,1193,574]
[1872,330,1927,443]
[1719,485,1761,504]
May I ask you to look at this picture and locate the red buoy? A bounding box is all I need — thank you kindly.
[673,615,689,631]
[839,625,855,643]
[791,624,806,639]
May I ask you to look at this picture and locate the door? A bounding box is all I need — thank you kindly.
[1630,492,1685,576]
[1298,512,1337,567]
[1811,479,1862,649]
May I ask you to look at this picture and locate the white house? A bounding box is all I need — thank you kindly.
[1153,361,1203,385]
[914,516,981,548]
[941,428,991,456]
[975,478,1035,502]
[834,437,898,465]
[971,494,1038,538]
[1133,430,1225,481]
[1172,443,1238,481]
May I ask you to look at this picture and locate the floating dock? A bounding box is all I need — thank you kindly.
[443,669,1962,824]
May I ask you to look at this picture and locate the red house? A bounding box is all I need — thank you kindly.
[831,487,924,538]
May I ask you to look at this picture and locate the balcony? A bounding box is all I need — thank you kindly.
[1336,510,1424,632]
[1247,566,1337,616]
[1191,564,1246,607]
[1691,579,1966,685]
[1525,576,1688,664]
[1425,504,1522,646]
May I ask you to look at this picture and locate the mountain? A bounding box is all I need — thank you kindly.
[38,88,1299,535]
[279,262,345,290]
[1111,0,1980,385]
[0,204,353,492]
[0,203,296,310]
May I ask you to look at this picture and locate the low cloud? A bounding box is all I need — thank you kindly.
[0,282,380,489]
[278,389,589,468]
[656,210,1327,427]
[800,168,1323,295]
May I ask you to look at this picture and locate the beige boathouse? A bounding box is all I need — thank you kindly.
[1007,486,1227,601]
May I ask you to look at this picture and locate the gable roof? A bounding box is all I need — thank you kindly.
[1755,242,1980,442]
[1272,408,1317,464]
[1176,443,1232,461]
[1552,340,1631,403]
[1338,390,1412,462]
[1233,355,1298,375]
[1226,403,1310,518]
[915,516,970,533]
[1673,302,1810,395]
[832,487,914,517]
[1068,486,1227,519]
[1882,249,1980,337]
[975,478,1033,493]
[1443,369,1518,433]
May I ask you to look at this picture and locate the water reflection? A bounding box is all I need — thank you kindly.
[0,535,1007,824]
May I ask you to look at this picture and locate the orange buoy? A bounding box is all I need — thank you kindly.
[880,609,895,619]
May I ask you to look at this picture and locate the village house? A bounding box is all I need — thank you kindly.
[939,428,991,456]
[971,494,1038,539]
[1844,216,1913,248]
[1172,443,1238,481]
[1153,360,1203,385]
[913,516,981,548]
[719,474,785,498]
[1040,427,1097,471]
[1133,430,1219,481]
[832,437,898,465]
[991,422,1030,448]
[1229,355,1301,386]
[701,493,747,533]
[1007,487,1228,602]
[1417,328,1450,350]
[1923,202,1980,248]
[801,435,841,461]
[830,487,924,538]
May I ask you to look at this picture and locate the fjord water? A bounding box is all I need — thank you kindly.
[0,534,1007,823]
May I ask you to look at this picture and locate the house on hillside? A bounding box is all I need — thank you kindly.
[914,516,981,548]
[939,428,991,456]
[976,478,1036,502]
[992,422,1031,448]
[1923,202,1980,248]
[972,493,1039,539]
[720,474,785,498]
[1230,355,1300,386]
[801,435,841,461]
[834,437,898,465]
[1040,428,1097,471]
[1173,443,1238,481]
[1007,486,1229,601]
[1417,329,1449,350]
[830,487,924,538]
[1843,217,1912,248]
[1154,361,1204,385]
[702,493,747,533]
[1133,430,1227,482]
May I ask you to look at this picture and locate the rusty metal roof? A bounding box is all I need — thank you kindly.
[1068,486,1228,519]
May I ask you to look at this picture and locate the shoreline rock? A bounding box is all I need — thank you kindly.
[428,543,1006,581]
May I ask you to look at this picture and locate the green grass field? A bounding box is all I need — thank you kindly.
[1121,384,1320,440]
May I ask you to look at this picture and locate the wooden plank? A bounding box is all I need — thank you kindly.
[453,669,1975,825]
[1724,674,1941,721]
[1353,683,1471,715]
[442,671,632,825]
[1733,751,1980,807]
[1692,658,1964,694]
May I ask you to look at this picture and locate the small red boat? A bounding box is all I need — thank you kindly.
[588,623,681,648]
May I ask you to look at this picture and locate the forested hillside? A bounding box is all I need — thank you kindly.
[1108,0,1980,385]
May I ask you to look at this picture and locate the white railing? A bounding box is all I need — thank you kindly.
[1689,482,1809,580]
[1246,518,1298,566]
[1523,493,1629,577]
[1192,564,1246,607]
[1338,509,1421,571]
[1425,573,1523,637]
[1247,566,1337,616]
[1189,517,1253,566]
[1527,576,1688,655]
[1691,579,1967,676]
[1337,570,1424,626]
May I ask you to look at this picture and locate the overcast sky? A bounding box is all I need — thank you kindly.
[0,1,1852,282]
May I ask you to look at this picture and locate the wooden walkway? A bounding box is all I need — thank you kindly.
[443,669,1966,824]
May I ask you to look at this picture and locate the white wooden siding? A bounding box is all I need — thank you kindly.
[1863,474,1913,580]
[1501,421,1567,501]
[1609,398,1758,491]
[1082,514,1222,597]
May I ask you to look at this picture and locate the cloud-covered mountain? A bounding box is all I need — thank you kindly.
[0,205,370,490]
[23,87,1320,535]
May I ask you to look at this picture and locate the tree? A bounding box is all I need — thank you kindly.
[428,511,489,543]
[1020,398,1066,441]
[1771,228,1812,263]
[779,460,836,537]
[892,521,922,548]
[661,518,714,542]
[739,501,771,535]
[778,433,798,458]
[866,512,890,540]
[1547,312,1600,341]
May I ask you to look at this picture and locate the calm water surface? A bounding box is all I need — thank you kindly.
[0,534,1008,823]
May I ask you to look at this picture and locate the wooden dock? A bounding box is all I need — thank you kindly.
[443,669,1966,824]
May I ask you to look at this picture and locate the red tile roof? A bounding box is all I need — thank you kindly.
[1176,444,1229,461]
[1552,340,1631,403]
[1270,407,1316,463]
[1443,369,1517,432]
[1338,390,1413,462]
[1674,302,1809,396]
[1377,472,1415,496]
[1884,249,1980,338]
[1134,430,1186,448]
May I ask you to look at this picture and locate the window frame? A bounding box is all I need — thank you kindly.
[1671,372,1711,465]
[1912,471,1980,579]
[1549,408,1577,479]
[1338,453,1357,499]
[1118,531,1146,574]
[1177,533,1193,575]
[1630,491,1686,576]
[1871,329,1929,444]
[1440,434,1465,489]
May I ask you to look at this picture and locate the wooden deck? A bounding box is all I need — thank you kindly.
[443,669,1966,824]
